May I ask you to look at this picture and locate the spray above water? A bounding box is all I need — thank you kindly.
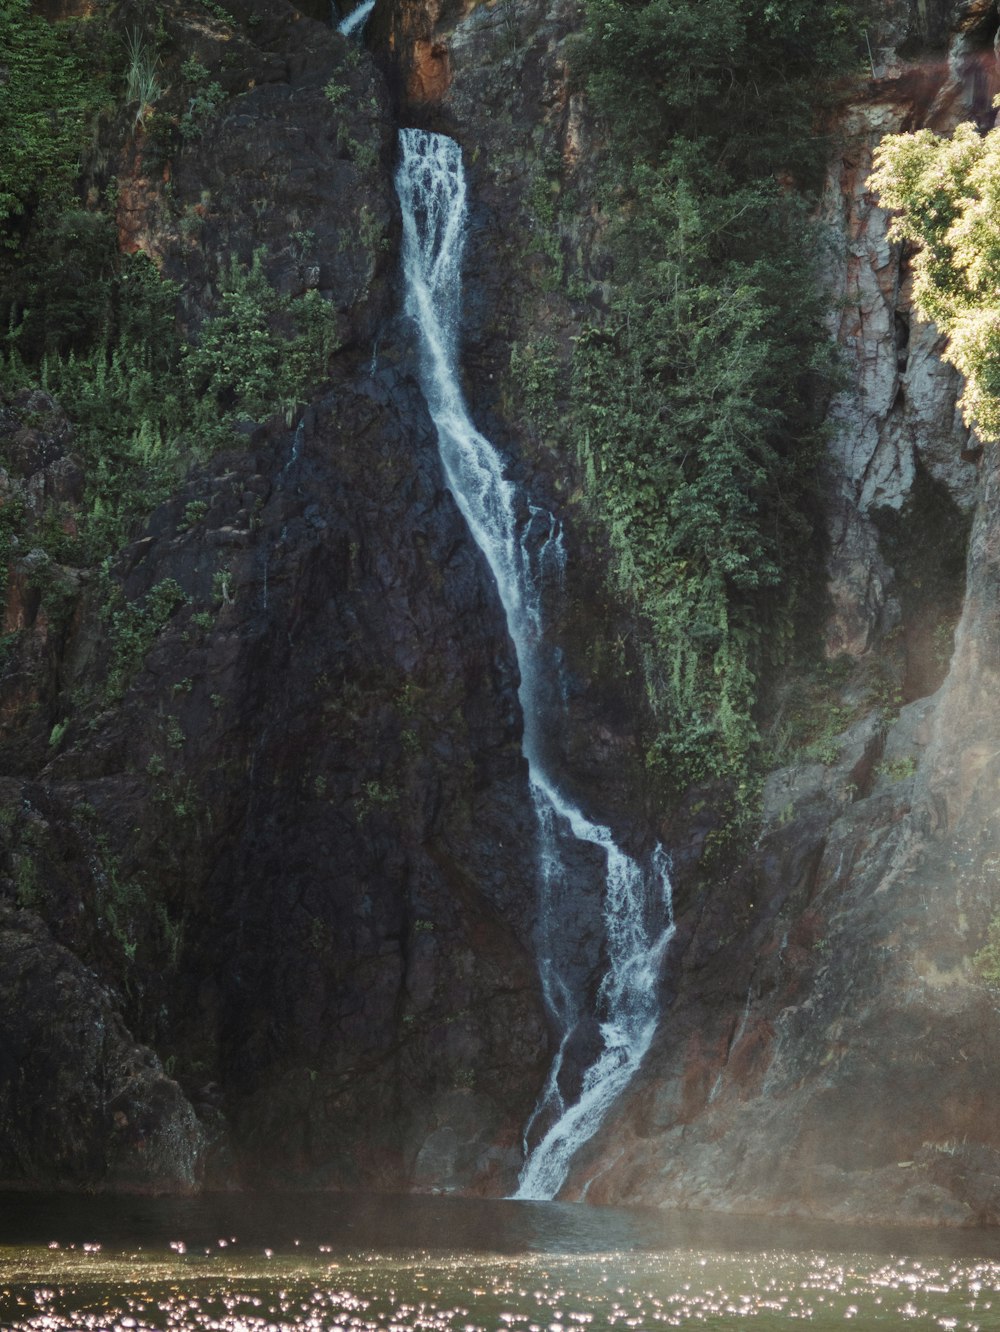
[395,127,675,1201]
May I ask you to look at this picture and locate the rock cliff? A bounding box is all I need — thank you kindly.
[5,0,1000,1225]
[1,0,547,1193]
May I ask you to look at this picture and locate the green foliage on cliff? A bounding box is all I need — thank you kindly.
[869,119,1000,441]
[581,0,865,185]
[184,251,338,428]
[551,0,873,793]
[565,0,862,793]
[573,204,825,784]
[0,0,108,243]
[3,246,337,563]
[0,0,329,518]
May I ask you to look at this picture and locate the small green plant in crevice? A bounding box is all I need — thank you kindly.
[800,715,846,767]
[164,715,186,750]
[508,337,561,443]
[178,59,226,142]
[879,754,918,783]
[972,915,1000,987]
[13,855,40,910]
[180,57,210,84]
[762,653,861,771]
[87,831,147,963]
[356,778,398,819]
[197,0,236,26]
[87,829,185,980]
[105,578,188,701]
[212,568,234,606]
[356,204,389,254]
[155,901,184,969]
[346,138,378,174]
[124,28,161,129]
[169,780,199,821]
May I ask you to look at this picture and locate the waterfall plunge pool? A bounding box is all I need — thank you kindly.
[2,1191,1000,1330]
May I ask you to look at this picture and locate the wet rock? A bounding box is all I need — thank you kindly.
[6,366,549,1193]
[0,904,204,1190]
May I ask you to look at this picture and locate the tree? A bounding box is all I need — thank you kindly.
[869,119,1000,440]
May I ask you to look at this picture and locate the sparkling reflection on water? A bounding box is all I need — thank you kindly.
[2,1193,1000,1330]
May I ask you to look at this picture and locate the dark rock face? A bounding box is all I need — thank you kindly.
[2,363,549,1192]
[113,0,397,346]
[0,899,204,1190]
[0,0,549,1193]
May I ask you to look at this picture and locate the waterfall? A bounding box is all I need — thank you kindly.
[395,127,675,1202]
[337,0,375,37]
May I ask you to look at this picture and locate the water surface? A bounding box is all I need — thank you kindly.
[2,1191,1000,1330]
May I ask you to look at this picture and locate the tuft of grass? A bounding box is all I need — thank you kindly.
[124,29,161,129]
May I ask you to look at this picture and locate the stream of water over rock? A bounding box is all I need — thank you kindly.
[336,0,376,37]
[395,127,675,1200]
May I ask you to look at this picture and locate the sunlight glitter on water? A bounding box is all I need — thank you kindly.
[3,1194,1000,1331]
[3,1247,1000,1330]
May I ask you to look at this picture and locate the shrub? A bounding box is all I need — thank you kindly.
[124,28,161,128]
[869,120,1000,441]
[182,249,338,428]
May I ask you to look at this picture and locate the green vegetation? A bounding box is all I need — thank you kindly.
[183,251,338,430]
[105,577,188,700]
[578,0,867,185]
[972,914,1000,987]
[0,0,108,240]
[2,245,336,573]
[869,118,1000,441]
[0,2,337,623]
[555,0,869,797]
[177,57,225,141]
[124,28,161,128]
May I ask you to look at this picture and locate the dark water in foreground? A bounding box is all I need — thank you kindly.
[2,1191,1000,1330]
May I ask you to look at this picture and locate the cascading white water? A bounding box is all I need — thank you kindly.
[396,127,675,1202]
[337,0,375,37]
